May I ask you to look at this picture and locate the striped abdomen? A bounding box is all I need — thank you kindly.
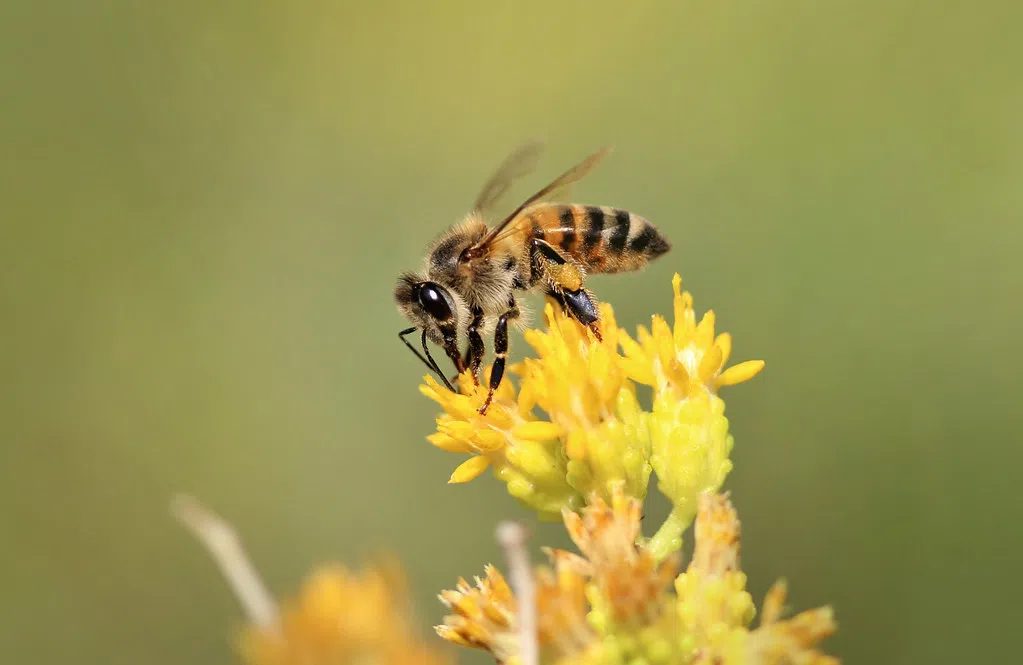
[525,203,671,273]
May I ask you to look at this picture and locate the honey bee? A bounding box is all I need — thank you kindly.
[395,142,671,413]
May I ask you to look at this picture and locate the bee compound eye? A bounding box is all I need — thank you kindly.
[416,283,453,321]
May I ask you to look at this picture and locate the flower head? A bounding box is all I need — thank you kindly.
[172,495,449,665]
[436,565,519,663]
[242,562,448,665]
[621,275,765,557]
[421,367,582,520]
[420,274,762,529]
[619,274,765,396]
[560,484,678,627]
[674,493,757,659]
[520,303,652,502]
[748,581,839,665]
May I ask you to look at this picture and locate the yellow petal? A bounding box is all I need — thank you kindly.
[448,456,490,484]
[427,433,474,453]
[620,357,656,387]
[439,420,477,440]
[695,310,716,348]
[618,329,646,361]
[672,273,687,340]
[716,360,766,386]
[517,380,537,413]
[418,381,441,402]
[760,579,788,626]
[698,343,724,384]
[715,333,733,367]
[474,429,507,452]
[565,430,587,460]
[435,624,473,647]
[512,421,565,441]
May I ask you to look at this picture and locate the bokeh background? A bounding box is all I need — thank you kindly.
[2,1,1021,663]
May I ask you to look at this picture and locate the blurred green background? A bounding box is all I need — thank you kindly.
[2,1,1021,663]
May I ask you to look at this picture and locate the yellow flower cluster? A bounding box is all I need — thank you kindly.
[241,562,450,665]
[179,274,838,665]
[172,496,449,665]
[422,274,762,550]
[437,488,836,665]
[429,274,837,664]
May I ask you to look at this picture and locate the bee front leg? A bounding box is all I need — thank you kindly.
[464,306,485,386]
[437,321,466,381]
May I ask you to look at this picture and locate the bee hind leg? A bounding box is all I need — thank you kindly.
[550,287,602,342]
[530,238,602,341]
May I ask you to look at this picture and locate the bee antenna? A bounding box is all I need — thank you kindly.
[398,327,456,392]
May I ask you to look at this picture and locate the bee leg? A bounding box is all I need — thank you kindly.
[530,238,603,341]
[479,311,510,415]
[436,321,466,382]
[464,306,485,385]
[506,295,521,323]
[559,287,602,342]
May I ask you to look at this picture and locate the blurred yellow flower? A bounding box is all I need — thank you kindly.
[241,562,449,665]
[436,564,519,663]
[172,496,449,665]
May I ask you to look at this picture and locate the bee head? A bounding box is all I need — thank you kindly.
[394,272,467,346]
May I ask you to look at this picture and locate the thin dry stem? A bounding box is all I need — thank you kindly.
[496,521,538,665]
[171,493,280,631]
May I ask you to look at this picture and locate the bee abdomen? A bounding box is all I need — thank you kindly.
[541,204,669,273]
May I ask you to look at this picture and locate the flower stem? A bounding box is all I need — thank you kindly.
[647,505,690,561]
[496,521,538,665]
[171,494,280,631]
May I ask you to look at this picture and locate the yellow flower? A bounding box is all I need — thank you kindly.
[674,493,836,665]
[422,273,837,664]
[242,562,448,665]
[436,565,519,663]
[560,484,677,628]
[520,303,652,502]
[420,274,761,537]
[618,275,765,559]
[172,495,449,665]
[421,368,582,521]
[436,555,608,665]
[438,492,837,665]
[747,581,838,665]
[536,549,597,655]
[420,301,653,518]
[674,493,756,659]
[619,274,765,397]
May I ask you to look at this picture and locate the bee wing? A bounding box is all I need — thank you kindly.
[471,145,612,252]
[472,139,546,215]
